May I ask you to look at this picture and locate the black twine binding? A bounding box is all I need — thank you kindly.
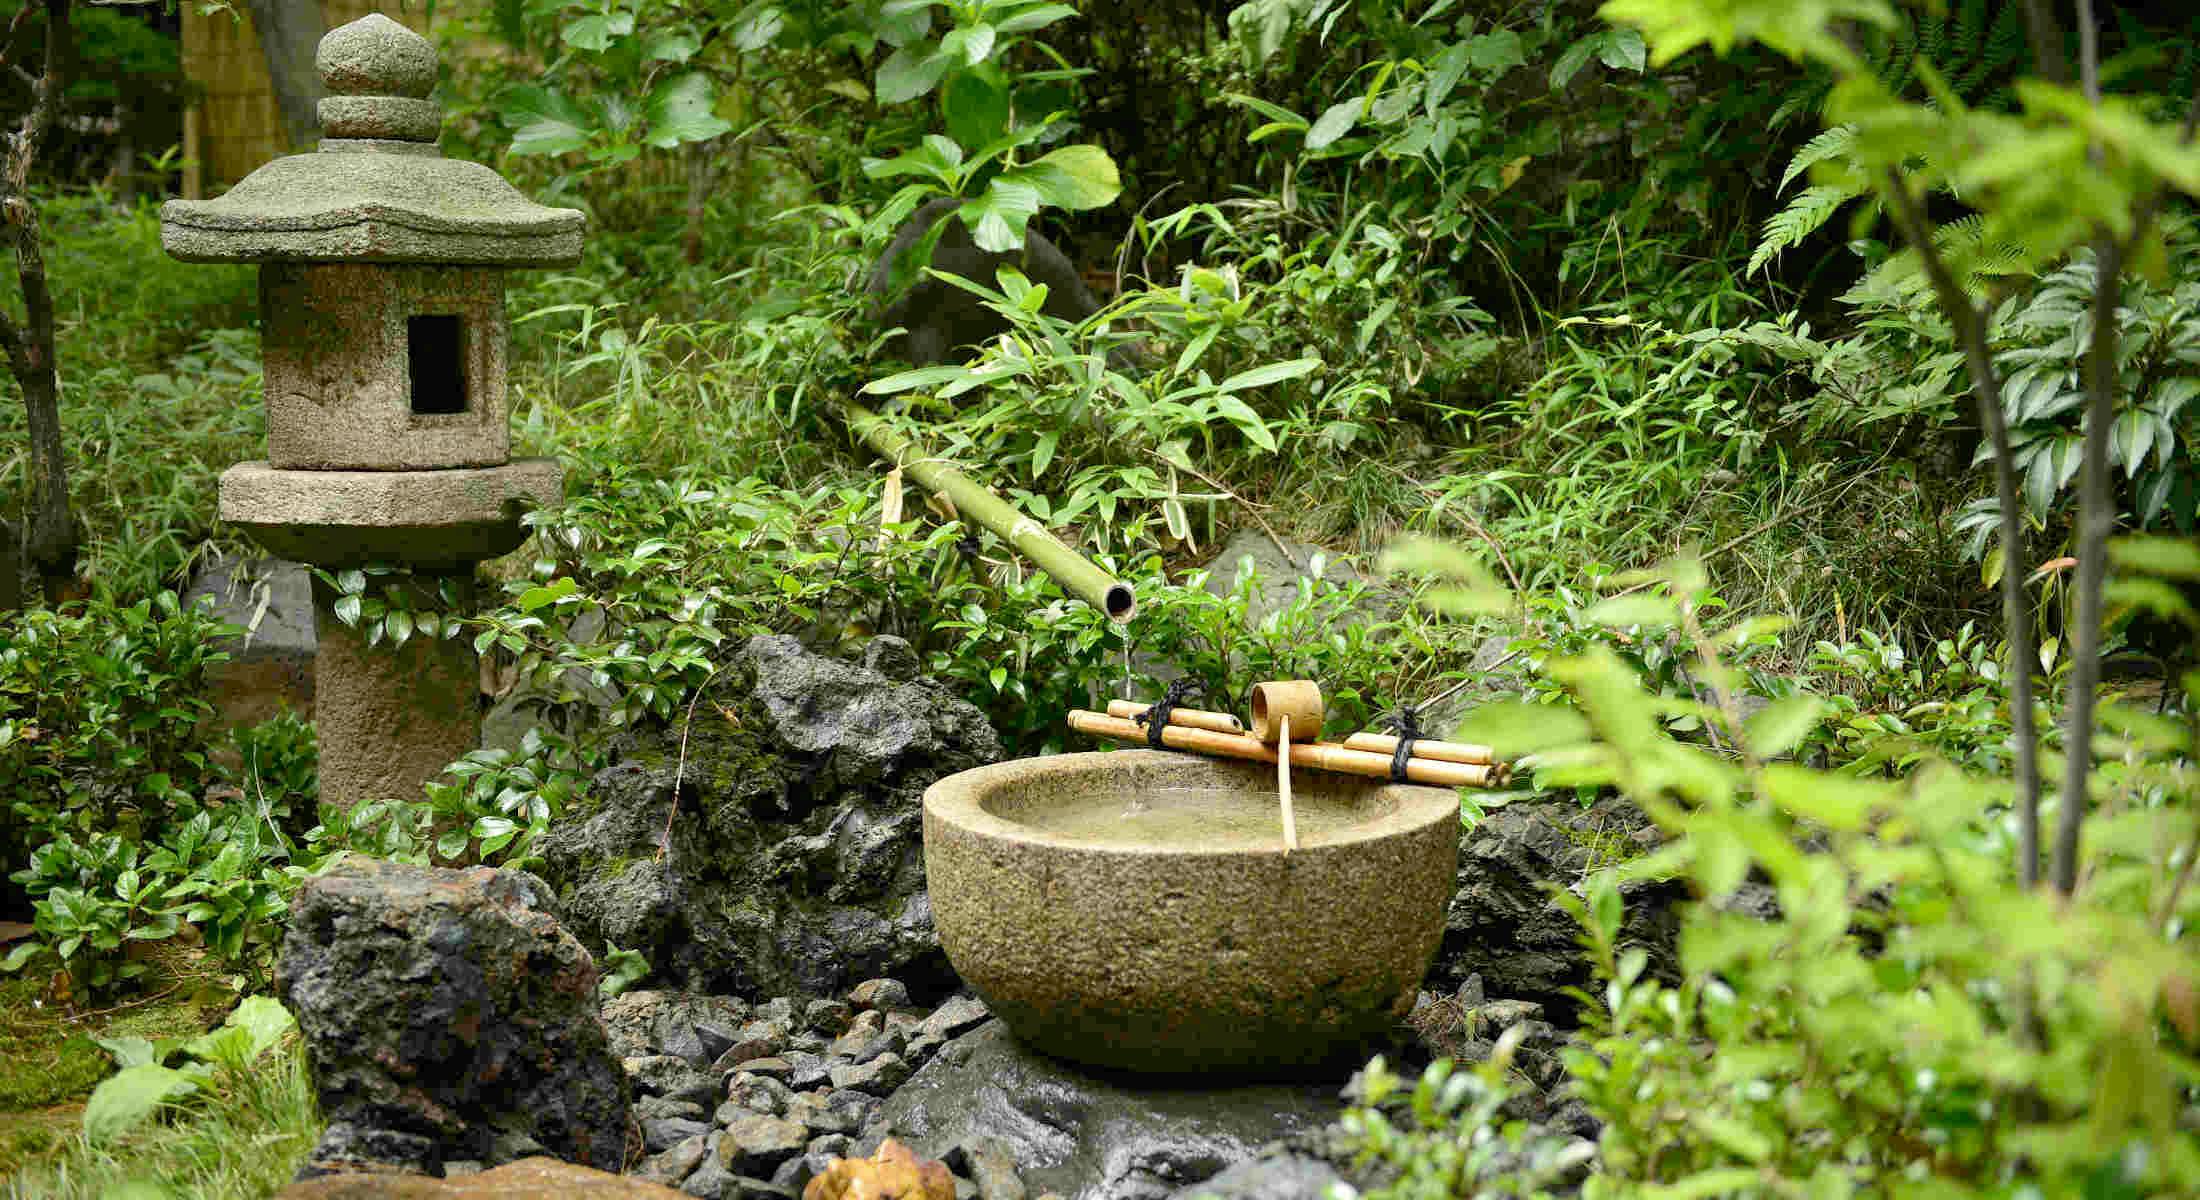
[1133,679,1204,749]
[1385,706,1422,782]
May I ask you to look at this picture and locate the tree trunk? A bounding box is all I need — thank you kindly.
[245,0,326,152]
[6,0,78,602]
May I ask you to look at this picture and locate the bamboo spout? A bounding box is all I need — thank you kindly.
[837,396,1135,622]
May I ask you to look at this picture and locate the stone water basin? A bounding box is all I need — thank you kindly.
[922,750,1460,1074]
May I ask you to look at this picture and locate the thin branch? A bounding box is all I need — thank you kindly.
[1881,169,2046,889]
[2049,0,2117,896]
[2020,0,2069,86]
[2052,230,2122,896]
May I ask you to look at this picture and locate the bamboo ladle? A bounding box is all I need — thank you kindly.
[1250,681,1324,854]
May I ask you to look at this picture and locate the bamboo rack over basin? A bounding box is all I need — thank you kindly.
[1068,710,1506,788]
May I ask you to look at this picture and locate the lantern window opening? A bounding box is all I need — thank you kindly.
[406,313,468,416]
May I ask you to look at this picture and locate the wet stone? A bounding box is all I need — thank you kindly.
[716,1039,781,1071]
[738,1057,795,1081]
[805,999,854,1036]
[788,1052,831,1091]
[902,1033,945,1069]
[637,1095,707,1123]
[628,1056,720,1107]
[636,1133,711,1188]
[681,1146,735,1200]
[725,1073,792,1116]
[826,1088,883,1124]
[949,1136,1027,1200]
[756,997,797,1026]
[917,995,989,1042]
[852,1030,907,1065]
[828,1052,910,1096]
[848,978,911,1011]
[647,1117,712,1153]
[719,1113,808,1176]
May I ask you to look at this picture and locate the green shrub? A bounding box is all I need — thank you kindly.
[1365,546,2200,1198]
[0,593,240,865]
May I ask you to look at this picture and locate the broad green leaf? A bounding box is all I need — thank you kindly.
[1424,43,1472,115]
[641,29,699,62]
[1210,393,1277,452]
[1306,99,1360,150]
[1549,35,1597,89]
[995,3,1074,33]
[877,42,953,104]
[1225,93,1308,130]
[732,4,784,50]
[965,178,1042,252]
[95,1035,160,1069]
[1743,695,1824,758]
[1597,27,1646,72]
[863,365,968,395]
[1217,357,1321,393]
[561,11,634,51]
[943,69,1011,152]
[1227,0,1305,67]
[1585,592,1680,628]
[644,73,733,148]
[994,145,1122,213]
[1452,700,1590,756]
[1760,764,1888,832]
[225,996,296,1060]
[2110,535,2200,581]
[1468,28,1525,72]
[84,1064,198,1142]
[501,86,595,157]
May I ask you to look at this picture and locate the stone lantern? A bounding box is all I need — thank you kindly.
[161,14,583,808]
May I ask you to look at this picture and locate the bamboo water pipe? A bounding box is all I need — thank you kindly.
[1066,711,1504,788]
[836,396,1136,622]
[1340,732,1497,765]
[1104,698,1244,735]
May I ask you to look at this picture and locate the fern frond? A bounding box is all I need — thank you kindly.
[1750,184,1864,276]
[1780,125,1857,192]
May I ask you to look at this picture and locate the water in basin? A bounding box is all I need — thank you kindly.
[1012,786,1389,850]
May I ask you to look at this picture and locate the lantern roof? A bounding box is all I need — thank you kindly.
[161,14,583,267]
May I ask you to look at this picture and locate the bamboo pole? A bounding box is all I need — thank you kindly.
[1105,698,1244,735]
[1067,711,1504,788]
[1341,732,1496,766]
[837,396,1136,622]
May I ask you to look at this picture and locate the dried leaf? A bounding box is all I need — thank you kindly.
[802,1138,956,1200]
[881,466,905,530]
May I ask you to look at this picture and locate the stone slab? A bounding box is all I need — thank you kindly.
[279,1157,679,1197]
[218,458,562,568]
[874,1021,1344,1200]
[160,153,584,266]
[183,553,317,726]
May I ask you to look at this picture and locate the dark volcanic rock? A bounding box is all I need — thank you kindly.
[277,858,632,1177]
[538,635,999,999]
[873,1022,1343,1200]
[1431,794,1684,1017]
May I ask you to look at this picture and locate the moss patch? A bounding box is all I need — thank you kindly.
[0,977,218,1112]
